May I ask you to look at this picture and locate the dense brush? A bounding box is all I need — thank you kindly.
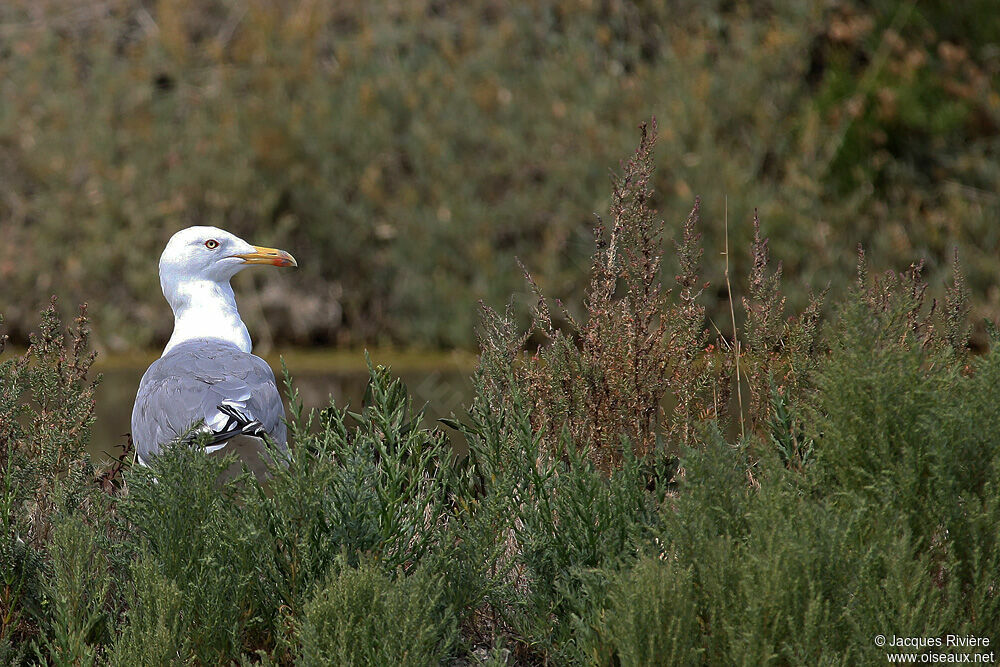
[0,123,994,665]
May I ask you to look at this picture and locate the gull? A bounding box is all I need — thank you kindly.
[130,226,297,475]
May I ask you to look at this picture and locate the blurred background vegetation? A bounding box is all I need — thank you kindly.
[1,0,998,354]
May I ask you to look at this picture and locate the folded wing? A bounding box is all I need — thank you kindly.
[131,339,287,465]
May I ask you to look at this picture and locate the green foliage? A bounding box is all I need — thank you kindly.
[3,117,1000,665]
[0,299,106,656]
[111,360,463,662]
[0,299,100,543]
[298,561,457,667]
[0,534,43,664]
[117,445,262,662]
[803,256,1000,637]
[599,557,702,667]
[769,379,815,471]
[448,123,998,663]
[35,516,113,667]
[811,255,996,555]
[501,438,655,662]
[106,559,188,667]
[243,357,460,636]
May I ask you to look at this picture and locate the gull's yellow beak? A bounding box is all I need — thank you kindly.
[231,245,297,267]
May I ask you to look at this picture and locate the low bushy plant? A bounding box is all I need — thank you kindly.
[297,561,457,666]
[112,359,465,662]
[599,556,703,666]
[117,444,264,662]
[105,558,187,667]
[2,121,998,665]
[35,515,113,667]
[804,254,1000,637]
[455,122,999,664]
[0,300,107,657]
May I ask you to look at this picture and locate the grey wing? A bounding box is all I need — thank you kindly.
[131,340,286,464]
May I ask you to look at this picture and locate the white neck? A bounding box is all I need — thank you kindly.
[162,278,251,356]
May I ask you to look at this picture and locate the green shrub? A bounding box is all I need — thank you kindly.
[600,556,702,667]
[0,300,101,546]
[451,313,657,661]
[35,515,113,667]
[242,358,463,645]
[298,561,457,667]
[106,558,187,667]
[804,258,1000,637]
[507,443,655,663]
[117,444,264,662]
[4,111,1000,664]
[0,301,109,658]
[0,534,43,664]
[113,358,464,662]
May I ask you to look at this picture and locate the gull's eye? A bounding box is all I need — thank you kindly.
[205,239,219,250]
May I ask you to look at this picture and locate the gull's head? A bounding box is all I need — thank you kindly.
[159,226,297,285]
[158,226,297,354]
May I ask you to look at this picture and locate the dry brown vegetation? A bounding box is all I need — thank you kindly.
[1,0,998,352]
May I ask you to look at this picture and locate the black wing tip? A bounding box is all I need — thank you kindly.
[216,404,267,438]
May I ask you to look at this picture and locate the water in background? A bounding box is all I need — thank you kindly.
[92,363,474,462]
